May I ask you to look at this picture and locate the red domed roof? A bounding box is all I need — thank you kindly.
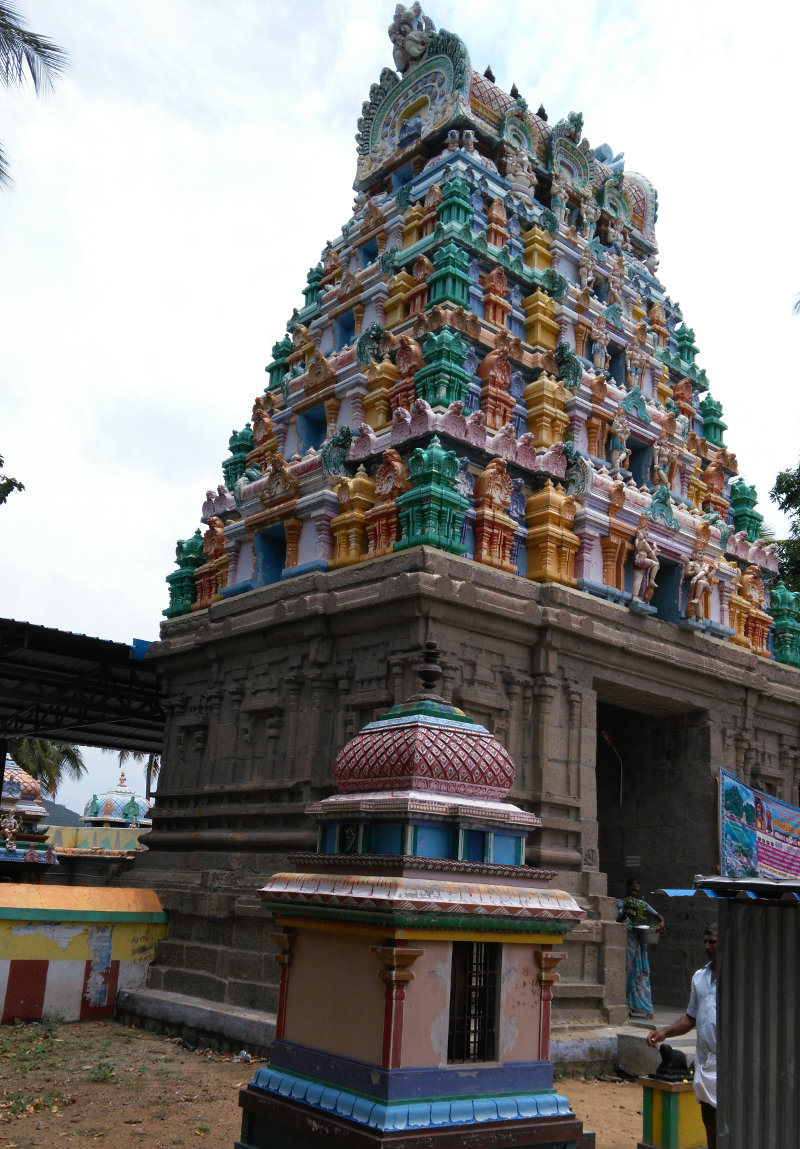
[334,698,515,800]
[2,763,43,802]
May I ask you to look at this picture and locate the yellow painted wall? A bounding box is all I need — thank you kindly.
[0,918,166,963]
[0,886,167,962]
[47,826,148,853]
[0,886,163,914]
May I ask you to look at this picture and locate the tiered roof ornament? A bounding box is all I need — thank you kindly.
[82,772,152,828]
[165,3,794,666]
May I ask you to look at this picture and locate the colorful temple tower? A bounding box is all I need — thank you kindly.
[81,772,152,830]
[238,645,593,1148]
[132,5,800,1050]
[162,9,785,647]
[0,760,58,876]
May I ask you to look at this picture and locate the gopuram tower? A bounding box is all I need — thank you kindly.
[131,5,800,1052]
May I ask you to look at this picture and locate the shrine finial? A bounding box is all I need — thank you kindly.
[416,639,443,694]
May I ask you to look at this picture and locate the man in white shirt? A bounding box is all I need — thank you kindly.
[647,924,717,1148]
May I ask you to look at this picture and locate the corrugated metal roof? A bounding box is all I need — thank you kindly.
[659,876,800,899]
[0,618,163,753]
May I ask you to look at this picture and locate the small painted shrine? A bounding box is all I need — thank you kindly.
[238,644,592,1149]
[82,772,152,829]
[165,4,792,664]
[37,773,153,866]
[0,760,58,871]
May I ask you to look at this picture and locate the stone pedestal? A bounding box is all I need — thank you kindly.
[237,1090,596,1149]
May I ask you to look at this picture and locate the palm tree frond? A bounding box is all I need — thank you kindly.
[0,4,66,94]
[6,737,85,797]
[103,748,147,768]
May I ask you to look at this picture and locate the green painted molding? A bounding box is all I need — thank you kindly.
[0,908,168,923]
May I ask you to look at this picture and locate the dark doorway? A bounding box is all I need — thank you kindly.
[595,697,718,1006]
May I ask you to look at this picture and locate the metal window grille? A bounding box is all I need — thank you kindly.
[447,941,500,1062]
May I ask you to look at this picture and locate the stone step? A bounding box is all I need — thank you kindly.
[116,987,276,1058]
[551,1008,698,1077]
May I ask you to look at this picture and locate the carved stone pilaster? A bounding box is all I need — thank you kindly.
[530,677,559,791]
[566,685,583,798]
[502,670,530,767]
[334,664,354,750]
[284,674,304,763]
[388,654,406,705]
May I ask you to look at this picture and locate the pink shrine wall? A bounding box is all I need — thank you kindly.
[282,931,386,1063]
[498,944,543,1062]
[281,930,547,1068]
[394,939,451,1065]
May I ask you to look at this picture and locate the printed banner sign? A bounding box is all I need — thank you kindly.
[720,769,800,879]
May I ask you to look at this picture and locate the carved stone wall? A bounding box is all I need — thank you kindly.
[128,546,800,1025]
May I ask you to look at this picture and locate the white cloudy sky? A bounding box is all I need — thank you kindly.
[2,0,799,811]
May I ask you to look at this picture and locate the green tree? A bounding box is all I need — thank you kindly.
[0,452,24,505]
[770,462,800,591]
[6,737,86,797]
[1,2,66,186]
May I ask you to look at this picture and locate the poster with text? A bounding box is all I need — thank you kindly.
[720,769,800,879]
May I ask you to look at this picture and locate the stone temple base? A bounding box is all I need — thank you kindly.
[237,1086,596,1149]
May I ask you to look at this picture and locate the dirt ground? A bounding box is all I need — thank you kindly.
[561,1075,643,1149]
[0,1020,643,1149]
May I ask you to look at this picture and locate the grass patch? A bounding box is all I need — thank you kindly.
[89,1062,115,1083]
[0,1089,71,1116]
[0,1021,70,1076]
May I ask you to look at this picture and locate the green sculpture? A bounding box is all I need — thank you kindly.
[730,479,763,543]
[699,394,727,448]
[426,239,470,309]
[394,437,469,555]
[437,176,472,227]
[222,425,255,488]
[415,327,472,408]
[122,795,140,823]
[164,529,205,619]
